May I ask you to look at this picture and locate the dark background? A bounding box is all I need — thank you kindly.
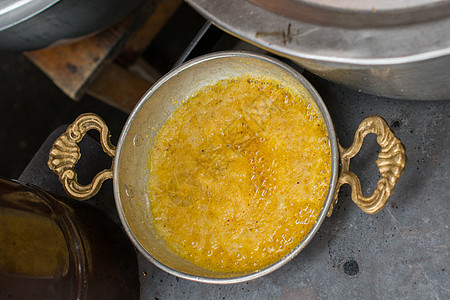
[0,3,208,179]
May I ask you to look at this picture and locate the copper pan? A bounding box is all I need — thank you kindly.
[48,51,406,283]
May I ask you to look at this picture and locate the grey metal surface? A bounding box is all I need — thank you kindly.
[290,0,441,12]
[138,71,449,298]
[0,0,60,31]
[247,0,450,29]
[186,0,450,100]
[18,56,449,299]
[0,0,147,51]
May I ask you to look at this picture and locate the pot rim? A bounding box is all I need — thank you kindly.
[113,51,339,284]
[0,0,60,31]
[186,0,450,66]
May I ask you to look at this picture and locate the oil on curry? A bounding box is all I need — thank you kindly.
[147,75,331,273]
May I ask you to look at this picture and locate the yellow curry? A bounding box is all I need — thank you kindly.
[148,75,331,273]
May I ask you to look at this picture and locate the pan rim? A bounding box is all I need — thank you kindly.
[113,50,339,284]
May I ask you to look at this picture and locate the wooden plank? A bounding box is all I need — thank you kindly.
[23,0,179,110]
[86,62,152,113]
[24,17,134,100]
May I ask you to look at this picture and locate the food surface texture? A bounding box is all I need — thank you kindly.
[148,75,331,273]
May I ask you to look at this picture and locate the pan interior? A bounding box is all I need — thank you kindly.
[114,52,338,283]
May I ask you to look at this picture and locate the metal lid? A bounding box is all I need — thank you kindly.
[0,0,60,31]
[187,0,450,65]
[290,0,440,11]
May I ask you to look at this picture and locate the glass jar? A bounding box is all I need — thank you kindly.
[0,177,139,299]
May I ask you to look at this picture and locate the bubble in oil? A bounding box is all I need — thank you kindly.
[133,134,143,146]
[125,184,136,198]
[260,177,267,186]
[271,159,278,167]
[299,209,306,218]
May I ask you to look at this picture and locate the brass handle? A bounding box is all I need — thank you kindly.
[48,113,116,200]
[328,116,406,216]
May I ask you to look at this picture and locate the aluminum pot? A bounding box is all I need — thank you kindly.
[48,51,406,283]
[0,0,146,51]
[186,0,450,101]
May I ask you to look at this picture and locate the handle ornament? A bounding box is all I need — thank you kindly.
[48,113,116,200]
[328,116,406,216]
